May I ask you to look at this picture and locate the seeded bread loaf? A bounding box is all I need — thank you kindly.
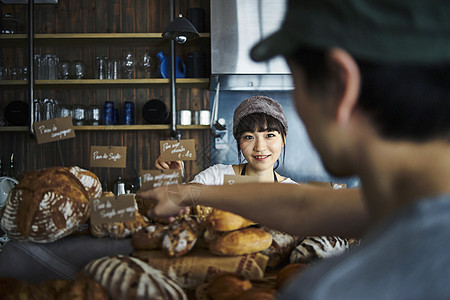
[162,216,201,257]
[131,223,168,250]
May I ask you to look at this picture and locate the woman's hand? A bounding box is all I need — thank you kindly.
[155,156,184,171]
[137,185,190,221]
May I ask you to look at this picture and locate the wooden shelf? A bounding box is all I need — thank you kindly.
[0,32,210,40]
[0,78,210,87]
[0,126,28,132]
[0,124,210,132]
[0,33,210,39]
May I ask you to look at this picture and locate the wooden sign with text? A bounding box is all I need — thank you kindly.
[90,146,127,168]
[224,175,260,185]
[159,139,196,161]
[140,169,183,190]
[89,194,136,225]
[34,116,76,144]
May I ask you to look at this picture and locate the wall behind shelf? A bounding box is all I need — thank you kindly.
[0,0,211,188]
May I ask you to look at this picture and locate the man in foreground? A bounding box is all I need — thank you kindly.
[139,0,450,298]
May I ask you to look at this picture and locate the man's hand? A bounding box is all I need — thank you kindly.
[137,185,189,222]
[155,157,184,171]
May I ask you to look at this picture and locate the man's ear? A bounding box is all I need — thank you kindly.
[328,48,361,124]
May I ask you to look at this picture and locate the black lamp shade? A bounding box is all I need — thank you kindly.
[162,15,200,41]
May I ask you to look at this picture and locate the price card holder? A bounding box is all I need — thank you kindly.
[34,116,76,144]
[140,169,183,190]
[159,139,196,161]
[224,175,260,185]
[90,146,127,168]
[89,194,136,225]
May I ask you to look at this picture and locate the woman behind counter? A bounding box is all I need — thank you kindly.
[157,95,296,185]
[150,95,367,238]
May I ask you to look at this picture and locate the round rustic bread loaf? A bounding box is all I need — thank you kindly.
[84,255,187,300]
[0,274,109,299]
[68,166,103,199]
[275,263,309,290]
[206,272,253,300]
[0,167,98,242]
[289,236,349,264]
[261,227,296,268]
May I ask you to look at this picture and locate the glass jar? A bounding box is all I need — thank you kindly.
[58,60,70,79]
[72,104,87,125]
[70,60,87,79]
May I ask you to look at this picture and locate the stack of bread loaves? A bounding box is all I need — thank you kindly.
[204,209,273,256]
[0,166,102,243]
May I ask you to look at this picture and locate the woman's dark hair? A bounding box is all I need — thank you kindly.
[234,113,287,170]
[290,47,450,142]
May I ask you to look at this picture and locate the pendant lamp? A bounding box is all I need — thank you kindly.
[162,2,199,44]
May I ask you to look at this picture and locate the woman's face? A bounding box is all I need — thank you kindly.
[239,130,284,172]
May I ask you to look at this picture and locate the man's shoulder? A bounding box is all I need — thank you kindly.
[279,194,450,299]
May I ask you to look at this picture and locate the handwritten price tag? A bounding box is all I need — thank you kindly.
[224,175,260,185]
[140,169,183,190]
[90,146,127,168]
[34,116,76,144]
[159,139,196,161]
[90,194,136,225]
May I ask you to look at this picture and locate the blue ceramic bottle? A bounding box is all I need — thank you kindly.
[156,51,186,79]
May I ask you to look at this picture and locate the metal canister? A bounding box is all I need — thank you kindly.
[113,176,126,196]
[103,101,114,125]
[122,101,135,125]
[177,110,192,125]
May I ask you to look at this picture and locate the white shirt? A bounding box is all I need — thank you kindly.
[189,164,298,185]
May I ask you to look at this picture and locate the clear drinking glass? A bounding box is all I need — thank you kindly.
[47,54,59,80]
[122,52,136,79]
[96,56,108,80]
[141,52,152,78]
[107,58,121,79]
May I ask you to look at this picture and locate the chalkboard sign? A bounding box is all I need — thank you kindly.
[159,139,196,161]
[90,146,127,168]
[89,194,136,225]
[140,169,183,190]
[34,116,75,144]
